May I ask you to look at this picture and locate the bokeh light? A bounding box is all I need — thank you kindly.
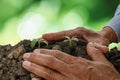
[0,0,120,49]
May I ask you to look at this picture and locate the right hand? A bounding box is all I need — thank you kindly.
[42,27,110,46]
[23,43,120,80]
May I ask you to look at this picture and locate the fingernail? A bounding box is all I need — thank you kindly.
[23,61,31,67]
[23,53,31,59]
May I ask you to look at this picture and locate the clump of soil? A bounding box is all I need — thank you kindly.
[0,39,120,80]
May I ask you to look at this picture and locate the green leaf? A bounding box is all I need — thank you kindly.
[31,39,38,49]
[42,40,48,46]
[71,37,79,42]
[37,38,48,48]
[64,36,71,40]
[38,41,41,48]
[64,36,79,46]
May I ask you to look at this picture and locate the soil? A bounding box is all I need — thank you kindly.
[0,38,120,80]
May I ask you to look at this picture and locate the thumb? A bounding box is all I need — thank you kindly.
[87,42,109,63]
[93,43,109,54]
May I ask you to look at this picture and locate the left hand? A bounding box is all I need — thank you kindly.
[22,42,120,80]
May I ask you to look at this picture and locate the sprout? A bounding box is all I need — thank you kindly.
[64,36,79,46]
[31,38,48,49]
[31,39,38,49]
[37,38,48,48]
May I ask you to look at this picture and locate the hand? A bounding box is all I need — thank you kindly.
[42,27,117,46]
[22,42,120,80]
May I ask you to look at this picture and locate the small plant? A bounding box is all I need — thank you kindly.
[109,43,120,51]
[64,36,79,46]
[31,38,48,49]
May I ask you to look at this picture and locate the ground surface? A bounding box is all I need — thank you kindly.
[0,39,120,80]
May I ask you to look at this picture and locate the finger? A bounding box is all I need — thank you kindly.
[32,78,40,80]
[23,53,69,74]
[42,28,81,40]
[23,52,33,61]
[34,49,96,70]
[93,43,109,53]
[22,61,66,80]
[87,42,109,64]
[34,49,76,64]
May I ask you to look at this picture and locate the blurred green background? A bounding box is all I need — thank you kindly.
[0,0,120,49]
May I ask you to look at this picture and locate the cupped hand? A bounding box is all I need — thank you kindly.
[22,42,120,80]
[42,27,110,46]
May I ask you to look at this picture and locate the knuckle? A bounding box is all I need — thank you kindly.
[84,60,91,66]
[52,50,61,55]
[53,50,62,54]
[75,57,83,63]
[28,63,36,73]
[41,67,56,80]
[76,57,91,65]
[94,49,101,53]
[46,56,55,66]
[46,70,56,80]
[28,54,36,61]
[52,50,63,58]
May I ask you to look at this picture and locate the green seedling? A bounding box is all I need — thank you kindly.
[109,43,120,51]
[31,38,48,49]
[64,36,79,46]
[37,38,48,48]
[31,39,38,49]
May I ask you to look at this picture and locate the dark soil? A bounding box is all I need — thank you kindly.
[0,39,120,80]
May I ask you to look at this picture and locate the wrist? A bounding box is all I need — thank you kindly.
[100,26,118,43]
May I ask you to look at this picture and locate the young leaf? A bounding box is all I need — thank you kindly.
[64,36,79,46]
[38,38,48,48]
[71,37,79,42]
[38,41,41,48]
[42,40,48,46]
[64,36,71,40]
[31,39,38,49]
[64,36,72,46]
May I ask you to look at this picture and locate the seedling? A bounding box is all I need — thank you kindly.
[31,39,38,49]
[64,36,79,46]
[31,38,48,49]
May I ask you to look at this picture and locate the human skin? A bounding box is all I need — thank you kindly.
[42,27,118,46]
[22,27,119,80]
[22,42,120,80]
